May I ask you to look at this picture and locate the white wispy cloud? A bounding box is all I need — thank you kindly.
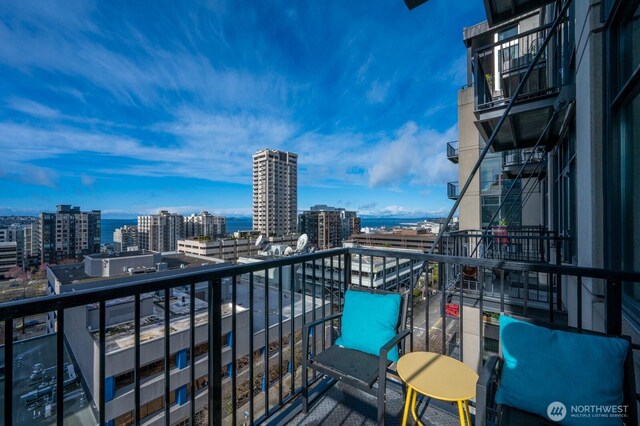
[367,122,458,188]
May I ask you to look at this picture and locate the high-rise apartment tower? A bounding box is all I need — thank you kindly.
[252,149,298,236]
[138,211,185,252]
[37,205,101,264]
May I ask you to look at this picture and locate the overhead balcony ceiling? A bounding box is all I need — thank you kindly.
[483,0,554,26]
[475,91,572,152]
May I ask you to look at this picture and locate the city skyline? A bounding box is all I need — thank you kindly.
[0,1,485,218]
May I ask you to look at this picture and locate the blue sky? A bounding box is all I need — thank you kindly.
[0,1,485,218]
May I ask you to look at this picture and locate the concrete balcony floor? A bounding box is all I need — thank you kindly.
[290,381,461,426]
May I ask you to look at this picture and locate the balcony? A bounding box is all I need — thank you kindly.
[483,0,555,27]
[501,148,546,178]
[446,141,459,163]
[472,17,573,152]
[447,181,459,200]
[0,247,638,426]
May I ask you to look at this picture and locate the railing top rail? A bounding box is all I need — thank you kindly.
[1,246,639,321]
[0,248,347,320]
[444,230,569,241]
[347,247,640,282]
[472,21,555,54]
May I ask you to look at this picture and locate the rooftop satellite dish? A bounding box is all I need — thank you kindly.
[284,246,294,256]
[296,234,308,252]
[255,235,264,247]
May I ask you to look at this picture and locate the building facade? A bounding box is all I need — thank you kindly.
[0,223,36,269]
[298,205,360,249]
[138,211,185,252]
[37,205,101,264]
[447,0,640,371]
[113,225,138,252]
[349,229,437,252]
[184,211,226,239]
[0,241,18,278]
[252,149,298,236]
[177,234,300,262]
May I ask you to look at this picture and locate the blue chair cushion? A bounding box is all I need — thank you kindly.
[496,315,629,425]
[336,290,401,362]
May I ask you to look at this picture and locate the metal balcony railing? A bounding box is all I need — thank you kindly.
[0,247,638,425]
[444,226,570,263]
[446,141,459,163]
[447,182,459,200]
[502,148,545,167]
[473,19,570,111]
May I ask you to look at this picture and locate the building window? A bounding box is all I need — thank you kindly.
[606,1,640,316]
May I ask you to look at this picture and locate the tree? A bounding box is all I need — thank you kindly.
[5,266,28,283]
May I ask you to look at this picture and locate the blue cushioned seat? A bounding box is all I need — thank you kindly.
[336,290,402,361]
[496,315,629,425]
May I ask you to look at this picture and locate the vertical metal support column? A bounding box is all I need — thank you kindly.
[189,283,196,425]
[99,301,106,426]
[134,293,141,425]
[425,263,430,353]
[344,251,351,294]
[164,288,171,426]
[208,279,222,425]
[56,308,65,426]
[4,320,13,426]
[577,276,583,330]
[439,263,446,354]
[231,277,238,426]
[605,280,622,336]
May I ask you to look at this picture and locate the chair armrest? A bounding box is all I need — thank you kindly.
[304,313,342,332]
[379,329,412,361]
[302,313,343,359]
[476,355,501,426]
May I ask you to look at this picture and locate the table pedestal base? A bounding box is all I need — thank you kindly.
[401,386,472,426]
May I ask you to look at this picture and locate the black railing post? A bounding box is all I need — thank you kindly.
[208,279,222,426]
[134,293,141,425]
[606,280,622,336]
[248,273,255,424]
[439,262,446,354]
[4,319,13,426]
[189,284,196,425]
[577,276,583,330]
[99,300,106,426]
[56,308,65,426]
[344,251,351,294]
[556,239,562,311]
[425,263,430,352]
[164,288,171,426]
[231,276,238,426]
[479,268,485,362]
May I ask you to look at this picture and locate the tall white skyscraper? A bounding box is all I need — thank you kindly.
[252,149,298,236]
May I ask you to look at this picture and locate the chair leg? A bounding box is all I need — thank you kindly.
[377,373,386,425]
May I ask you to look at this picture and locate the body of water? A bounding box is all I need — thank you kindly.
[101,217,437,244]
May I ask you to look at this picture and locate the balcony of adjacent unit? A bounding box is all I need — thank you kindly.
[447,181,459,200]
[482,0,557,27]
[469,9,574,152]
[446,141,459,163]
[1,247,638,426]
[501,147,547,179]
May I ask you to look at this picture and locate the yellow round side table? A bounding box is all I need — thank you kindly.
[397,351,478,426]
